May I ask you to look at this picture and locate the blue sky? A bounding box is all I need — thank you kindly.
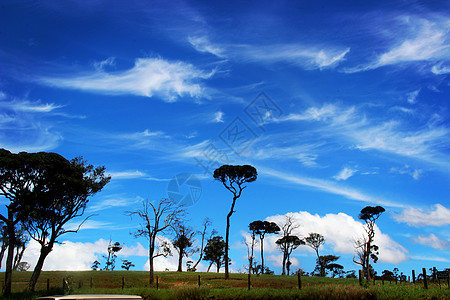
[1,0,449,275]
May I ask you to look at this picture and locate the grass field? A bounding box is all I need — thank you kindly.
[0,271,449,299]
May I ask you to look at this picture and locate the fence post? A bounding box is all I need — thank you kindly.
[122,276,125,290]
[412,270,416,284]
[423,268,428,289]
[156,276,159,290]
[90,277,93,289]
[198,275,201,287]
[247,273,251,291]
[297,270,302,290]
[359,270,363,286]
[47,278,50,291]
[62,277,66,292]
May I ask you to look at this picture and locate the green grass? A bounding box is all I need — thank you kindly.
[0,271,449,300]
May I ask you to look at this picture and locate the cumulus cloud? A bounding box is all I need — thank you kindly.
[413,234,450,250]
[394,204,450,227]
[257,211,408,264]
[38,57,214,101]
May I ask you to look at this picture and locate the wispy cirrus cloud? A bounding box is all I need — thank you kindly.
[259,166,403,208]
[87,195,144,213]
[38,57,215,101]
[394,204,450,227]
[275,103,450,171]
[188,35,350,70]
[334,167,357,181]
[345,17,450,73]
[413,233,450,250]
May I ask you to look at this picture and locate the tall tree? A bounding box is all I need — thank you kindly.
[353,205,385,282]
[172,223,196,272]
[249,220,280,274]
[25,156,110,291]
[304,233,325,276]
[246,223,259,275]
[190,218,216,272]
[103,240,122,271]
[213,164,257,279]
[203,236,226,273]
[276,214,301,275]
[127,198,184,284]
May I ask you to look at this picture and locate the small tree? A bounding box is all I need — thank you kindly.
[127,198,184,284]
[91,260,101,271]
[121,259,135,271]
[353,205,385,282]
[203,236,226,273]
[172,223,196,272]
[213,165,257,279]
[17,261,30,272]
[304,233,325,276]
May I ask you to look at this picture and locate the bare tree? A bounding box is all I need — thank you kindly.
[126,198,184,284]
[213,165,257,279]
[190,218,216,272]
[304,233,325,276]
[276,214,302,275]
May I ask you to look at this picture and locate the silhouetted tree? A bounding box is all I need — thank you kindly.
[121,259,135,271]
[25,156,109,291]
[104,240,122,271]
[304,233,325,276]
[172,223,196,272]
[249,220,280,274]
[91,260,101,270]
[314,255,342,277]
[353,205,385,282]
[203,236,227,273]
[127,198,184,284]
[276,235,304,275]
[276,214,301,275]
[246,223,258,275]
[213,165,257,279]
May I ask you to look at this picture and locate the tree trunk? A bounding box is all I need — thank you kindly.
[207,261,213,272]
[281,252,287,275]
[225,196,237,279]
[177,250,183,272]
[216,261,220,273]
[3,221,15,296]
[28,245,52,291]
[260,236,264,274]
[149,237,155,284]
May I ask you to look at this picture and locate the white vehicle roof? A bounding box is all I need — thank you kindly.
[34,295,142,300]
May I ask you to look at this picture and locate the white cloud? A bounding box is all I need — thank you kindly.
[261,211,408,264]
[188,36,225,58]
[38,57,214,101]
[413,234,450,250]
[87,195,143,212]
[345,17,450,72]
[213,111,224,123]
[93,57,116,71]
[394,204,450,227]
[431,62,450,75]
[407,89,421,104]
[334,167,357,181]
[109,170,147,179]
[390,165,422,180]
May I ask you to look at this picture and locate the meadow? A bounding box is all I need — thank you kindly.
[0,271,449,300]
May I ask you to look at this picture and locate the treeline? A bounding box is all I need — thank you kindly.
[0,149,389,297]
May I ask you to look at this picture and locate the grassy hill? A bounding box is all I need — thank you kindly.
[0,271,449,299]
